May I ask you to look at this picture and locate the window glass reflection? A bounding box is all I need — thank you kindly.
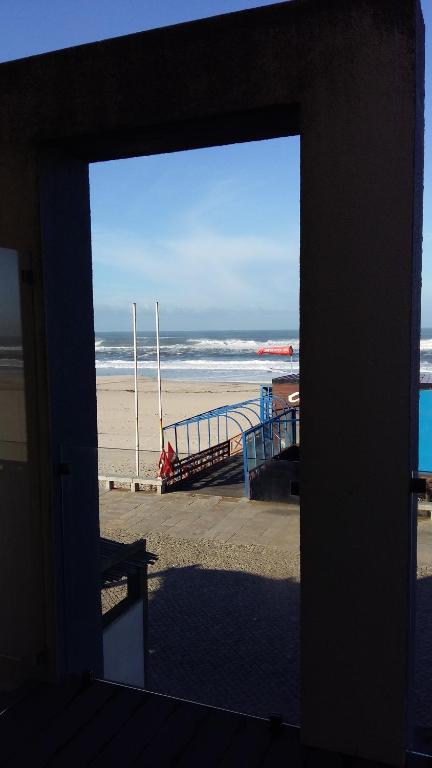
[0,248,27,461]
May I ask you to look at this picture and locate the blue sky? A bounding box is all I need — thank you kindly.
[0,0,430,331]
[90,138,300,330]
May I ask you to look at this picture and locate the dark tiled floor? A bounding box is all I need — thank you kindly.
[0,675,406,767]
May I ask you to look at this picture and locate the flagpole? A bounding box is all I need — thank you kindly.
[155,300,164,452]
[132,302,139,476]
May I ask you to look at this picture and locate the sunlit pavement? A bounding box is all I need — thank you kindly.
[100,489,432,560]
[99,487,300,549]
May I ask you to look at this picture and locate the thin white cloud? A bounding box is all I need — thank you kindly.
[92,227,299,312]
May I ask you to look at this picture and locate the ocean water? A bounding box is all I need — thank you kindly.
[0,337,23,372]
[94,329,432,383]
[0,329,431,382]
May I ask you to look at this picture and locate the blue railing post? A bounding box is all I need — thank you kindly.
[242,432,249,497]
[242,408,300,498]
[291,407,297,445]
[260,385,273,422]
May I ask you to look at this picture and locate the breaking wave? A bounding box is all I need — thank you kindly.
[93,329,432,382]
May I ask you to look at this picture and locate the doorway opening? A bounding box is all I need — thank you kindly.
[90,136,301,724]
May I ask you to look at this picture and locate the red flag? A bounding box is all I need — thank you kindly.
[158,442,178,478]
[158,449,172,478]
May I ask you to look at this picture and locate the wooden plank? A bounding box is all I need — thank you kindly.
[260,725,301,767]
[0,678,40,715]
[133,699,210,766]
[168,441,230,486]
[48,685,145,767]
[0,676,84,763]
[217,718,275,768]
[7,681,115,767]
[90,691,179,768]
[175,708,247,768]
[0,679,394,767]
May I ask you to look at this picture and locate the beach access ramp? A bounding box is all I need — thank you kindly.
[163,396,299,500]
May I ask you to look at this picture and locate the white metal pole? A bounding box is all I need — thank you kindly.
[155,300,164,452]
[132,302,139,476]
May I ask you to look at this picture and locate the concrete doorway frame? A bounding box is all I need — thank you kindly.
[0,1,424,765]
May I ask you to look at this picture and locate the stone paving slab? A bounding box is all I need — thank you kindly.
[100,489,432,563]
[99,489,300,549]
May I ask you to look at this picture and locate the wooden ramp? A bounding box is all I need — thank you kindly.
[0,676,301,767]
[178,453,245,498]
[0,674,398,767]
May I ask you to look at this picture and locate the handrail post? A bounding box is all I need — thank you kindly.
[242,431,249,498]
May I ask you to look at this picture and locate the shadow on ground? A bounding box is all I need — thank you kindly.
[146,563,299,725]
[145,566,432,735]
[176,454,245,497]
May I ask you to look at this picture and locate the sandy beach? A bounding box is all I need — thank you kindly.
[97,376,260,478]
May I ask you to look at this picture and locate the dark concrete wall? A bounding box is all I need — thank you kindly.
[300,2,424,763]
[249,458,299,503]
[38,149,102,676]
[0,149,54,686]
[0,1,424,764]
[0,145,103,683]
[0,4,301,157]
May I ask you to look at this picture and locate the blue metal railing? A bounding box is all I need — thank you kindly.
[259,385,295,421]
[163,398,263,457]
[242,408,299,496]
[260,385,273,422]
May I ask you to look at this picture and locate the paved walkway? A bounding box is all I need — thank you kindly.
[100,487,300,549]
[100,491,299,552]
[100,488,300,722]
[99,489,432,729]
[100,489,432,560]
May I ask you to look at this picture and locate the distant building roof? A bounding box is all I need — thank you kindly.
[272,372,432,388]
[272,374,299,385]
